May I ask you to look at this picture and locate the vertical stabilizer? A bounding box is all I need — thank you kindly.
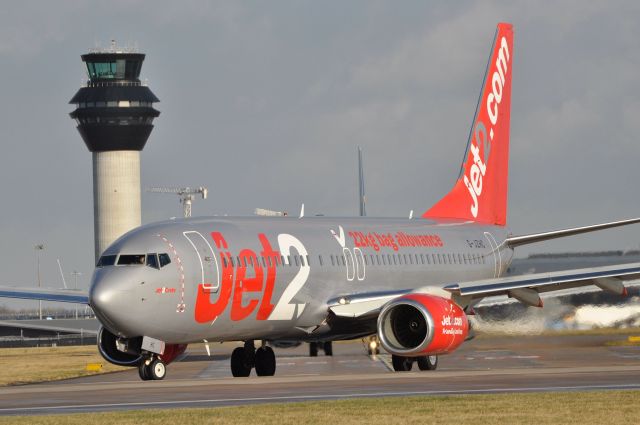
[423,23,513,226]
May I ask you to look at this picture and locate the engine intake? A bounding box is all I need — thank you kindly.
[97,327,143,367]
[378,293,468,356]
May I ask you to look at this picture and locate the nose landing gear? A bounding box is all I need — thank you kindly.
[230,340,277,377]
[138,357,167,380]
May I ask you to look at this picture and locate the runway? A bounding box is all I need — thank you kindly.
[1,333,640,415]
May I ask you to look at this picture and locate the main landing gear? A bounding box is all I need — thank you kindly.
[391,354,438,372]
[309,341,333,357]
[138,356,167,381]
[230,340,276,377]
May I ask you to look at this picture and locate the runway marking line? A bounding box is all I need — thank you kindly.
[2,383,640,414]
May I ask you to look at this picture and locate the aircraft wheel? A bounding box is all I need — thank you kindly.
[255,346,276,376]
[149,359,166,380]
[138,362,152,381]
[309,342,318,357]
[417,355,438,371]
[231,347,252,377]
[323,342,333,356]
[392,355,413,372]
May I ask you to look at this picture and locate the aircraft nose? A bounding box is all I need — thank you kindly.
[89,270,135,336]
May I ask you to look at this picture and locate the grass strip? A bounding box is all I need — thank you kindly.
[0,390,639,425]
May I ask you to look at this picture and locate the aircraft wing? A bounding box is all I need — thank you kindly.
[0,286,89,304]
[329,262,640,318]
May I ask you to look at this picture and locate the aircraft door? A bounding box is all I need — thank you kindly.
[483,231,502,278]
[183,231,220,293]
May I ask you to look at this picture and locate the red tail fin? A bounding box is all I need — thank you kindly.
[423,23,513,226]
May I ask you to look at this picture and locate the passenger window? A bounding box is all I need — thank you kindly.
[146,253,159,269]
[118,254,146,265]
[96,255,117,267]
[159,253,171,268]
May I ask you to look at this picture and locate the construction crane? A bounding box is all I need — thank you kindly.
[146,186,208,218]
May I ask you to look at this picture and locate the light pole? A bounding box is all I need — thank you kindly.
[34,244,44,320]
[71,270,82,319]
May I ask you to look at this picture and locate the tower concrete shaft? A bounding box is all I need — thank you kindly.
[92,151,141,259]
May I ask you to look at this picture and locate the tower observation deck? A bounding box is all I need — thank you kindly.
[69,42,160,261]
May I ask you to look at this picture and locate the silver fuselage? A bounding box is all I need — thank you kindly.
[90,216,512,344]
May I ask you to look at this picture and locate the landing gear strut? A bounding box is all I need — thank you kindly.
[138,356,167,380]
[231,340,276,377]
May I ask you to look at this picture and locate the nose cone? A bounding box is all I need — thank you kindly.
[89,268,138,337]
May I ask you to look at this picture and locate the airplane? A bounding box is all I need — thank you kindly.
[3,22,640,381]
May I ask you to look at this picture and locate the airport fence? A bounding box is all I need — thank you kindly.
[0,334,96,348]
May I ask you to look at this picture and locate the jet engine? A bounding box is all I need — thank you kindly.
[97,327,143,367]
[377,293,468,356]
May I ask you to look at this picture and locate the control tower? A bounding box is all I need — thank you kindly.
[69,42,160,261]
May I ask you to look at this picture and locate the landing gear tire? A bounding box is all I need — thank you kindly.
[138,362,151,381]
[149,359,166,380]
[309,342,318,357]
[323,342,333,356]
[417,355,438,371]
[231,347,252,377]
[255,346,276,376]
[392,355,413,372]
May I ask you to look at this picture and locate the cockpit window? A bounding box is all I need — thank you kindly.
[96,255,116,267]
[159,253,171,268]
[117,254,146,265]
[146,253,159,269]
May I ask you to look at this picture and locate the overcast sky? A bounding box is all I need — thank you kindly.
[1,1,640,301]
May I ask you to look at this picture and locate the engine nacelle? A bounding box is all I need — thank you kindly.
[98,327,188,366]
[377,293,468,356]
[97,327,143,367]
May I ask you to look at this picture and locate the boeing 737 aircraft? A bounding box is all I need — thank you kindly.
[4,23,640,381]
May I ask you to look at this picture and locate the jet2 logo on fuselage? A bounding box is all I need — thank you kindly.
[194,232,309,324]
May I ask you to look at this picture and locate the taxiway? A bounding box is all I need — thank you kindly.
[1,333,639,415]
